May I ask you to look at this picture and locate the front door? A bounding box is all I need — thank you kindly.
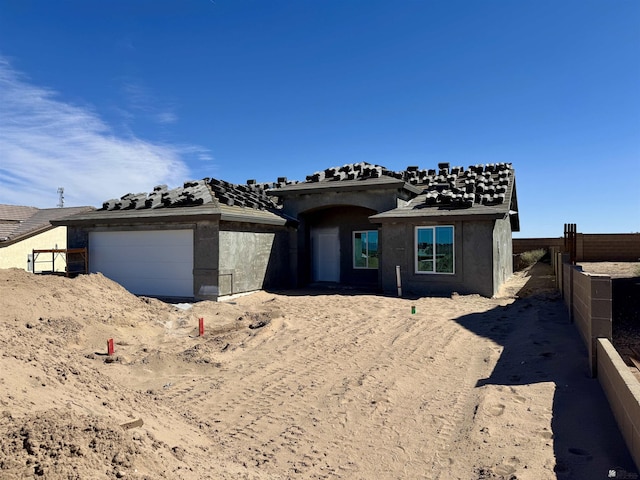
[312,227,340,282]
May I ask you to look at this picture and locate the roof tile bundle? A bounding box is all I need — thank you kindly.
[298,161,513,209]
[416,163,512,208]
[99,162,512,212]
[100,179,281,211]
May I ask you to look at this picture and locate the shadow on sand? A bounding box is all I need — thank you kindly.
[455,262,637,479]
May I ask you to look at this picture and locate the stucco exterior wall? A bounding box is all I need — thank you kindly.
[280,188,402,218]
[67,220,292,300]
[492,216,513,295]
[0,227,68,272]
[218,222,293,296]
[379,219,495,297]
[460,221,495,296]
[193,221,220,299]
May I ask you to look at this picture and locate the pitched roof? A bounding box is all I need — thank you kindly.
[0,205,95,245]
[369,162,520,231]
[57,179,293,227]
[55,161,519,230]
[98,178,282,211]
[93,162,518,212]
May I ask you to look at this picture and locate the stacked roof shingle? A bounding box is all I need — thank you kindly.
[414,162,512,208]
[298,161,513,209]
[99,162,513,213]
[100,178,281,212]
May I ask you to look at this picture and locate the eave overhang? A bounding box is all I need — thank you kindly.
[0,224,56,248]
[268,177,422,197]
[369,210,511,224]
[52,205,294,228]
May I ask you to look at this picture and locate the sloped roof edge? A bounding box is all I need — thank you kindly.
[54,204,294,227]
[0,205,95,246]
[370,163,518,225]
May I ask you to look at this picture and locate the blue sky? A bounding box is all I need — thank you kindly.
[0,0,638,237]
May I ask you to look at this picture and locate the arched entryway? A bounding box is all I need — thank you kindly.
[299,205,379,288]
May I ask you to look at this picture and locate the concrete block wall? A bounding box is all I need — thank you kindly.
[561,264,612,377]
[552,250,571,292]
[582,233,640,262]
[597,338,640,470]
[512,237,564,255]
[550,247,559,275]
[557,256,613,376]
[555,257,640,471]
[571,267,592,366]
[514,233,640,262]
[562,261,572,314]
[552,249,564,291]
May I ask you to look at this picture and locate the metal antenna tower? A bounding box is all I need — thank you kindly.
[57,187,64,208]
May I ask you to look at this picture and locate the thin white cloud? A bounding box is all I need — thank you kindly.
[197,152,215,163]
[120,79,178,125]
[0,58,209,208]
[155,111,178,125]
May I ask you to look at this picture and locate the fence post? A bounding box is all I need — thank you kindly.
[564,223,577,265]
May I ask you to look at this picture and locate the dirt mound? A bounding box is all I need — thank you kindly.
[0,409,142,479]
[0,268,288,479]
[1,268,173,327]
[0,266,635,478]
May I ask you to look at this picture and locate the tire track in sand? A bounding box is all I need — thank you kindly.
[161,293,500,479]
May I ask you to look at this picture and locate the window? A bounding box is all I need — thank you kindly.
[415,226,454,274]
[353,231,379,269]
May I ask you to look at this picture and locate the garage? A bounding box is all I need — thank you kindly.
[89,229,194,298]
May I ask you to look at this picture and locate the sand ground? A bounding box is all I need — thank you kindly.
[0,263,637,479]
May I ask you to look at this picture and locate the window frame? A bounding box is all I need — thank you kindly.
[352,230,379,270]
[414,225,455,275]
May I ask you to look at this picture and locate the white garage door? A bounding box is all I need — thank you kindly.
[89,230,193,297]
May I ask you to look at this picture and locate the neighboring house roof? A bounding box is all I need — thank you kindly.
[0,205,38,241]
[0,205,95,246]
